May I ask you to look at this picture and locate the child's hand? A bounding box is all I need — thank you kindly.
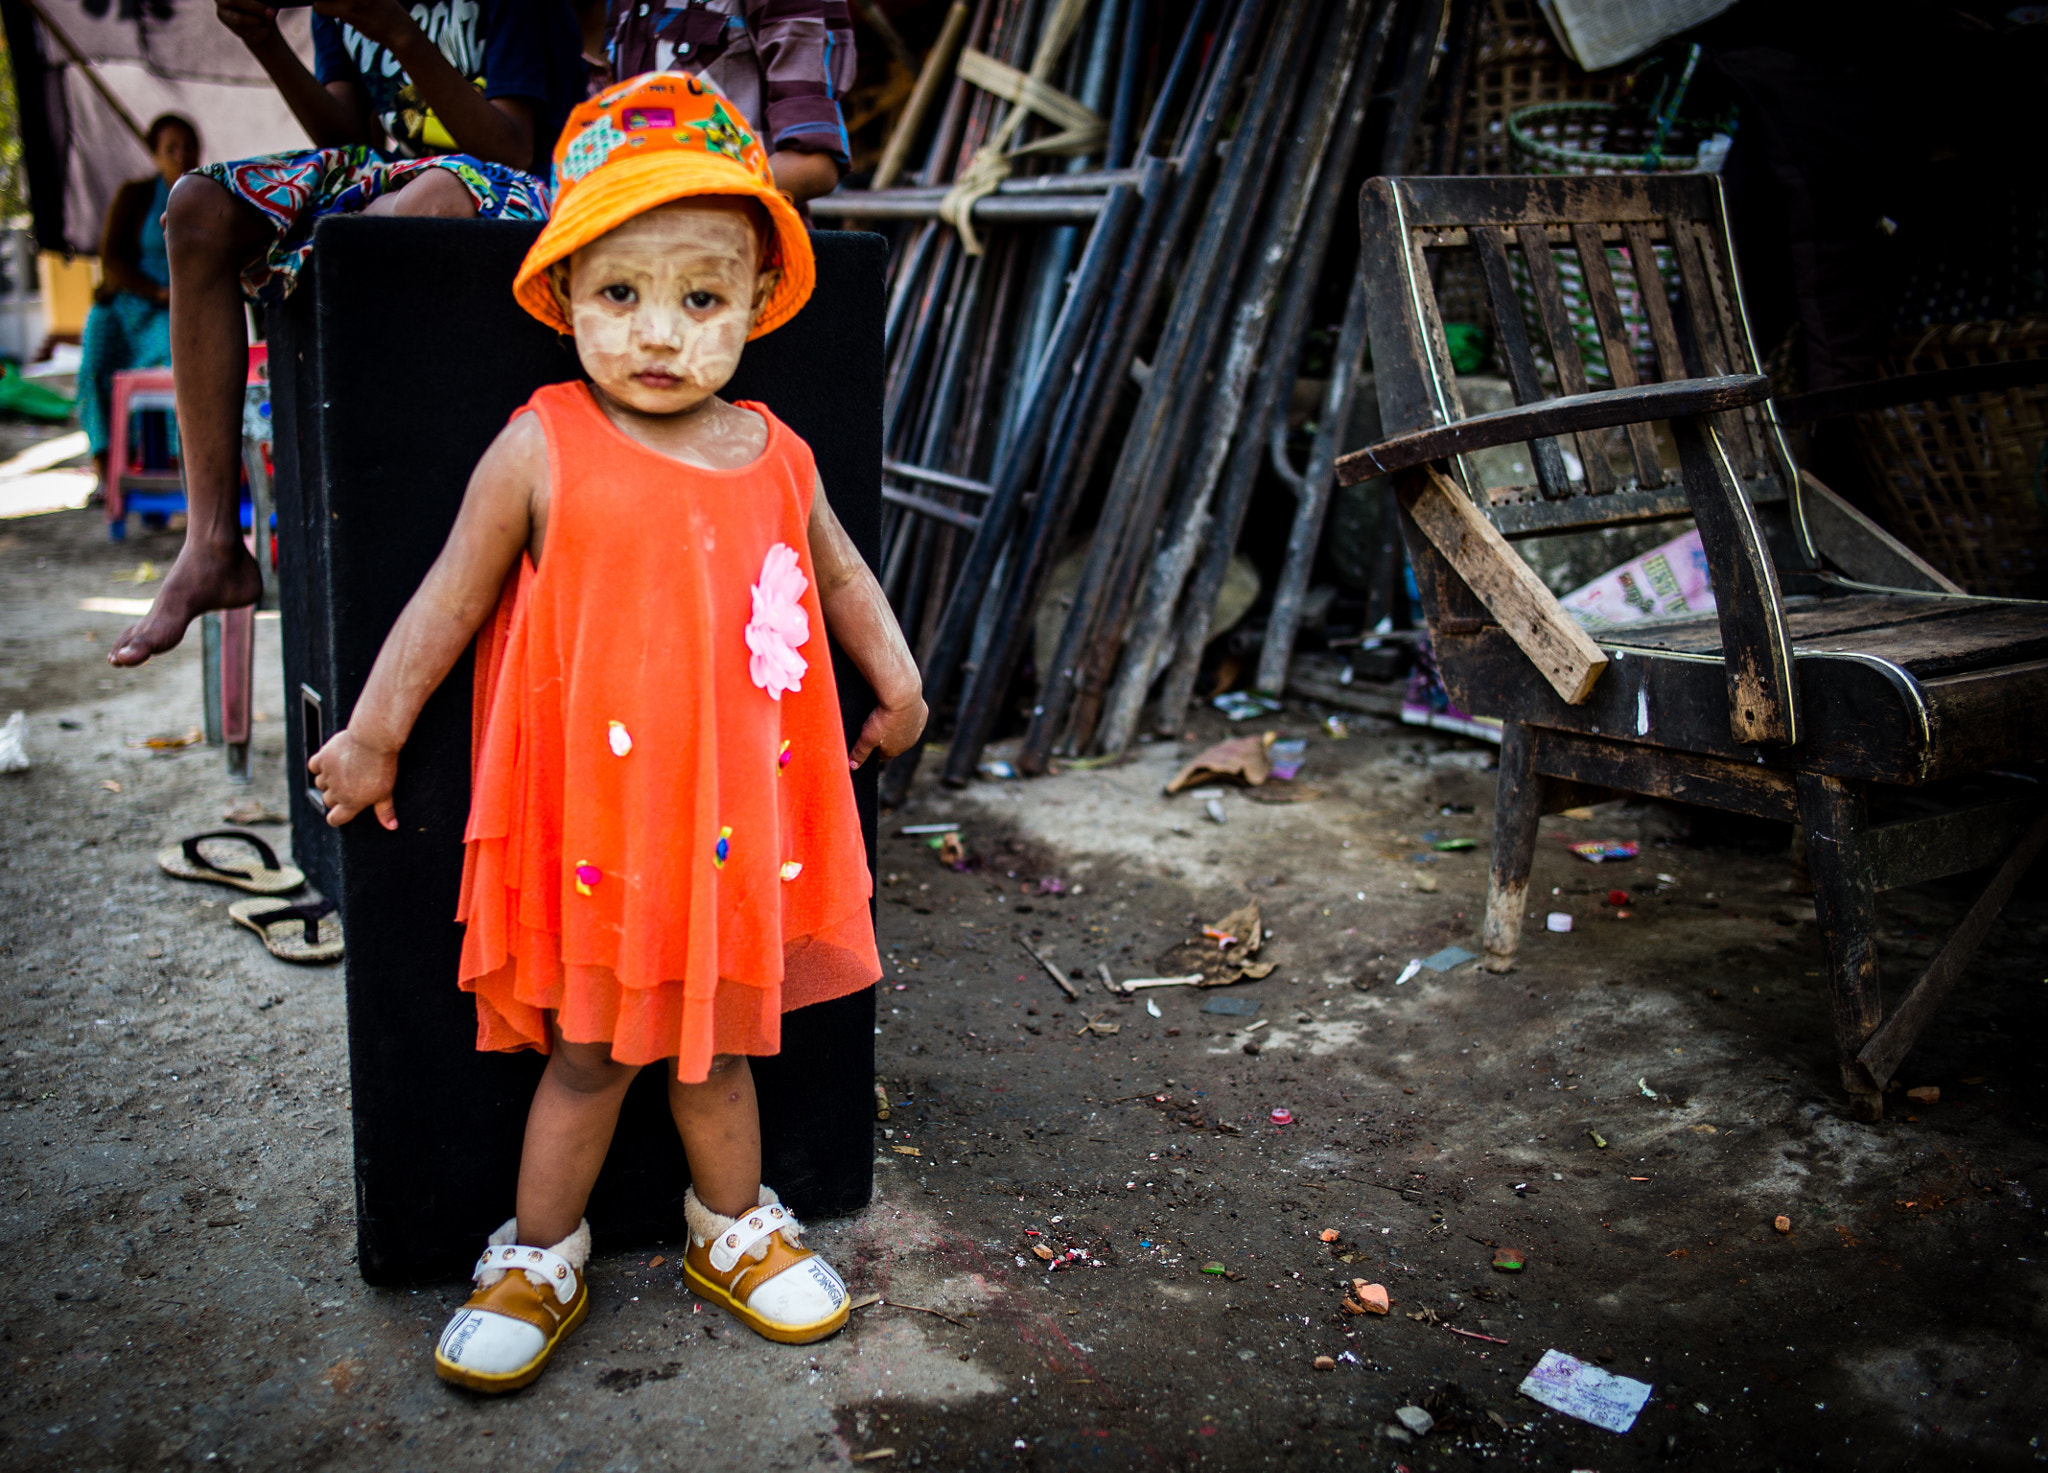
[308,729,401,830]
[849,695,927,769]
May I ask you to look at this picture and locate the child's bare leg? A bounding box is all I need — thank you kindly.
[667,1054,762,1218]
[514,1034,640,1246]
[111,175,268,666]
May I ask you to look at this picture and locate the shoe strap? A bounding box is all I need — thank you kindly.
[708,1202,802,1274]
[472,1242,579,1304]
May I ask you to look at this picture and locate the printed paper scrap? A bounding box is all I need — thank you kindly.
[1518,1348,1653,1434]
[1561,528,1714,630]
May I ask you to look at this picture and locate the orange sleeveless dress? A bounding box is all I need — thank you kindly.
[455,382,880,1083]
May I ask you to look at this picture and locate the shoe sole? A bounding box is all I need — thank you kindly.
[433,1282,589,1393]
[683,1259,850,1345]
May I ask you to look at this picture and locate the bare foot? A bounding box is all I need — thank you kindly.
[110,540,262,666]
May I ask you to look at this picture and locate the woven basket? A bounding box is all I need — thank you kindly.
[1854,319,2048,598]
[1507,100,1704,175]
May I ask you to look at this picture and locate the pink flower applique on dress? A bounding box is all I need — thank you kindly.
[746,542,810,700]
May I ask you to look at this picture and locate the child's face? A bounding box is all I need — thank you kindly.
[553,200,779,417]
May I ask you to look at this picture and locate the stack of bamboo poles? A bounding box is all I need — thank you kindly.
[817,0,1449,800]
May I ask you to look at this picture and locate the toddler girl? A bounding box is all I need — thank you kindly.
[308,72,925,1393]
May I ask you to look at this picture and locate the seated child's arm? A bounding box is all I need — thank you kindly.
[308,415,548,828]
[808,476,926,769]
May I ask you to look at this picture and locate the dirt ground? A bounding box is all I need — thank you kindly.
[3,495,2046,1473]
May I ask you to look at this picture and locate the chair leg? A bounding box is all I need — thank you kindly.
[1796,772,1883,1120]
[1484,721,1544,973]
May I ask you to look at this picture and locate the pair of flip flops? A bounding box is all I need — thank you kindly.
[155,829,344,964]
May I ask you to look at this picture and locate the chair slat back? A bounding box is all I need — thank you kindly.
[1359,174,1799,542]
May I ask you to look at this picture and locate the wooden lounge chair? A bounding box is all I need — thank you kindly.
[1334,174,2048,1120]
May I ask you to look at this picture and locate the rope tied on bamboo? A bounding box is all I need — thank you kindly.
[939,0,1103,254]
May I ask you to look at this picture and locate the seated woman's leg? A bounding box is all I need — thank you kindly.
[75,300,127,483]
[515,1032,641,1247]
[358,164,482,219]
[111,175,272,666]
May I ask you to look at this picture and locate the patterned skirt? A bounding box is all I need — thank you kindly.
[194,148,552,303]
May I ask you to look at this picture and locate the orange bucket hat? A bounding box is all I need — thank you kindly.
[513,72,815,340]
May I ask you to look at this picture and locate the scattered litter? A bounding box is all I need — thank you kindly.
[1561,526,1715,630]
[1313,1355,1336,1371]
[1319,1228,1339,1242]
[1355,1281,1389,1314]
[1606,889,1630,906]
[1032,1243,1056,1262]
[1569,840,1640,863]
[1213,691,1282,721]
[1268,737,1306,781]
[891,1145,921,1157]
[899,822,959,835]
[1075,1013,1121,1037]
[1020,937,1079,1000]
[1121,974,1204,992]
[979,760,1018,779]
[850,1448,895,1464]
[1145,998,1162,1019]
[1546,913,1573,933]
[1158,900,1273,985]
[1407,1307,1440,1324]
[648,1255,666,1269]
[1323,716,1350,739]
[1518,1348,1654,1435]
[129,727,203,751]
[1447,1325,1509,1345]
[1393,958,1424,986]
[1774,1215,1792,1234]
[1431,837,1477,851]
[113,560,159,584]
[1168,733,1274,793]
[1415,874,1438,893]
[1205,796,1228,825]
[1394,1406,1435,1436]
[1243,1019,1270,1033]
[1269,1107,1294,1126]
[1036,876,1067,895]
[1201,1262,1227,1275]
[1560,806,1596,821]
[1492,1247,1525,1272]
[1906,1085,1939,1104]
[1420,946,1476,972]
[222,800,287,825]
[0,711,28,774]
[100,779,122,793]
[1201,995,1261,1017]
[934,833,968,869]
[1587,1130,1608,1149]
[1657,872,1677,884]
[873,1081,891,1120]
[1638,1078,1658,1099]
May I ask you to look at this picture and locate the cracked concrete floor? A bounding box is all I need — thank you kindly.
[3,502,2046,1472]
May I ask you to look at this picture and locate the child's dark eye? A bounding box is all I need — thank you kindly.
[685,290,718,310]
[601,284,636,305]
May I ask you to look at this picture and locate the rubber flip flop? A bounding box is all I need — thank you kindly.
[156,830,305,895]
[228,897,343,964]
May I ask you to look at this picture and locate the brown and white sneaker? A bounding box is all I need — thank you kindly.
[434,1218,590,1393]
[683,1186,849,1344]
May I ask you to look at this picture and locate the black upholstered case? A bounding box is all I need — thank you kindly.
[269,218,883,1285]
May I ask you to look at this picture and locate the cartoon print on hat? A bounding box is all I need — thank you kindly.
[513,71,815,342]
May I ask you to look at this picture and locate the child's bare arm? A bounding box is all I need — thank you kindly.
[308,415,546,827]
[808,478,926,769]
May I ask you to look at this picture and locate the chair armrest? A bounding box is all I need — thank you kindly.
[1334,374,1772,485]
[1776,357,2048,425]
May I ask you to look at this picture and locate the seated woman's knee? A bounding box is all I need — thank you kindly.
[389,168,479,219]
[547,1038,636,1094]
